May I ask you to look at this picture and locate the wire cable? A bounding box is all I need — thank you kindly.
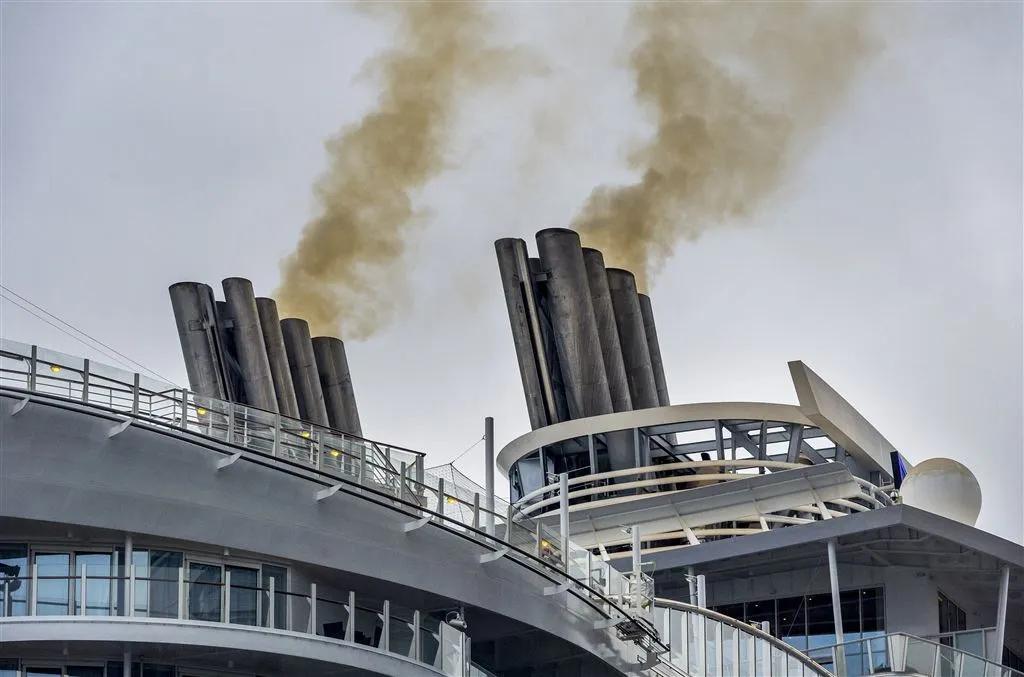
[0,284,177,384]
[447,434,486,466]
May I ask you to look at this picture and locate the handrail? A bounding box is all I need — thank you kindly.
[0,340,669,663]
[654,598,835,677]
[0,569,465,675]
[516,458,893,517]
[820,632,1024,677]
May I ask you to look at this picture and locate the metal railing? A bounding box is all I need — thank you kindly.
[653,599,835,677]
[0,339,667,663]
[0,568,471,676]
[815,633,1023,677]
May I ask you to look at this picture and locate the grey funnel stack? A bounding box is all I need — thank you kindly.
[168,278,363,437]
[493,227,674,430]
[535,228,613,420]
[312,336,362,437]
[281,319,330,427]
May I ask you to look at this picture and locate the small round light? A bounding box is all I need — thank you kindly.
[196,408,207,416]
[330,450,340,458]
[540,540,550,549]
[301,431,311,439]
[49,365,61,373]
[445,496,458,505]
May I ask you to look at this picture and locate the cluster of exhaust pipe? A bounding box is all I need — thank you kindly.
[168,279,362,437]
[496,228,671,431]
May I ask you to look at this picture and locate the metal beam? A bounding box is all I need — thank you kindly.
[828,539,846,677]
[787,424,805,464]
[995,564,1010,659]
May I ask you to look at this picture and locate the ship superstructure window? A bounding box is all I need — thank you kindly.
[0,543,289,627]
[712,586,885,647]
[938,591,968,634]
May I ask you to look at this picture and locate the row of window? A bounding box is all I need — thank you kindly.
[0,664,175,677]
[711,586,885,651]
[0,544,287,629]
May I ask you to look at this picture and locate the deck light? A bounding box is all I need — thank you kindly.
[49,365,61,373]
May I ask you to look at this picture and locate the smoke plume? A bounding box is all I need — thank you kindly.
[573,1,878,290]
[276,1,528,339]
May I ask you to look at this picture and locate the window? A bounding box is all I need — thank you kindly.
[938,592,967,634]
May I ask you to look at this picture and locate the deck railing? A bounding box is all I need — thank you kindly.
[816,633,1023,677]
[0,339,668,664]
[0,568,470,675]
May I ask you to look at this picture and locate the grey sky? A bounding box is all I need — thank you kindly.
[1,2,1021,544]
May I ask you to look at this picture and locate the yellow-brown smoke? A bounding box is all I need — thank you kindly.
[573,1,878,291]
[276,1,529,339]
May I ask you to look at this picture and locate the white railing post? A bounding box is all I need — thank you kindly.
[273,412,281,457]
[382,599,391,652]
[81,359,90,403]
[224,569,232,624]
[559,473,569,573]
[358,444,366,485]
[399,462,407,501]
[268,576,276,629]
[179,390,188,430]
[132,373,140,414]
[309,582,318,634]
[28,345,38,391]
[413,609,422,661]
[437,478,446,519]
[128,564,136,618]
[472,493,480,530]
[346,591,356,642]
[177,566,186,620]
[79,562,88,615]
[29,563,38,615]
[227,403,236,444]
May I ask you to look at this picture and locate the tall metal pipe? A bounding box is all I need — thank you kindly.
[582,248,632,413]
[311,336,362,437]
[280,319,329,426]
[638,293,671,408]
[215,300,242,402]
[222,278,278,412]
[529,257,570,424]
[168,282,228,401]
[535,228,612,420]
[495,238,551,430]
[255,297,301,419]
[606,269,658,410]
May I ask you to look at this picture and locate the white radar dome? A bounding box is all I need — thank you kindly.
[899,458,982,526]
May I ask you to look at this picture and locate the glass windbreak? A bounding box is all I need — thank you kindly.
[34,552,72,615]
[188,562,222,622]
[227,565,259,625]
[261,564,287,629]
[75,552,113,615]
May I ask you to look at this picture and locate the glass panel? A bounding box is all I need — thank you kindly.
[955,629,985,659]
[25,670,62,677]
[778,596,806,650]
[353,605,383,647]
[0,544,28,616]
[806,593,835,647]
[35,552,72,615]
[746,599,774,635]
[787,652,804,677]
[840,589,860,634]
[441,622,467,677]
[905,636,939,675]
[148,551,182,619]
[188,562,222,622]
[771,644,787,676]
[389,604,417,658]
[227,565,259,625]
[421,615,442,668]
[961,651,988,677]
[861,587,884,632]
[688,611,705,677]
[75,552,113,615]
[753,638,771,677]
[670,608,686,668]
[261,564,287,629]
[722,622,737,677]
[705,618,719,676]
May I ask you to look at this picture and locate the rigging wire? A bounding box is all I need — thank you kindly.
[447,434,486,466]
[0,284,177,384]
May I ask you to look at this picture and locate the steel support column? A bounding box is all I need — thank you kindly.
[485,417,495,536]
[995,564,1010,662]
[828,538,846,677]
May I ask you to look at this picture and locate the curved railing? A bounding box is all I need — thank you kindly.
[0,339,668,665]
[816,633,1024,677]
[0,569,468,675]
[652,598,834,677]
[513,459,893,555]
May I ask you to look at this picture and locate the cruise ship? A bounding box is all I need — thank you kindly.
[0,227,1020,677]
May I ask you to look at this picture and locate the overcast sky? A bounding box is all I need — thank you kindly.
[1,1,1021,544]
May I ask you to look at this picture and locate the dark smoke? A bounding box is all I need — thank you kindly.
[276,1,531,339]
[572,1,878,290]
